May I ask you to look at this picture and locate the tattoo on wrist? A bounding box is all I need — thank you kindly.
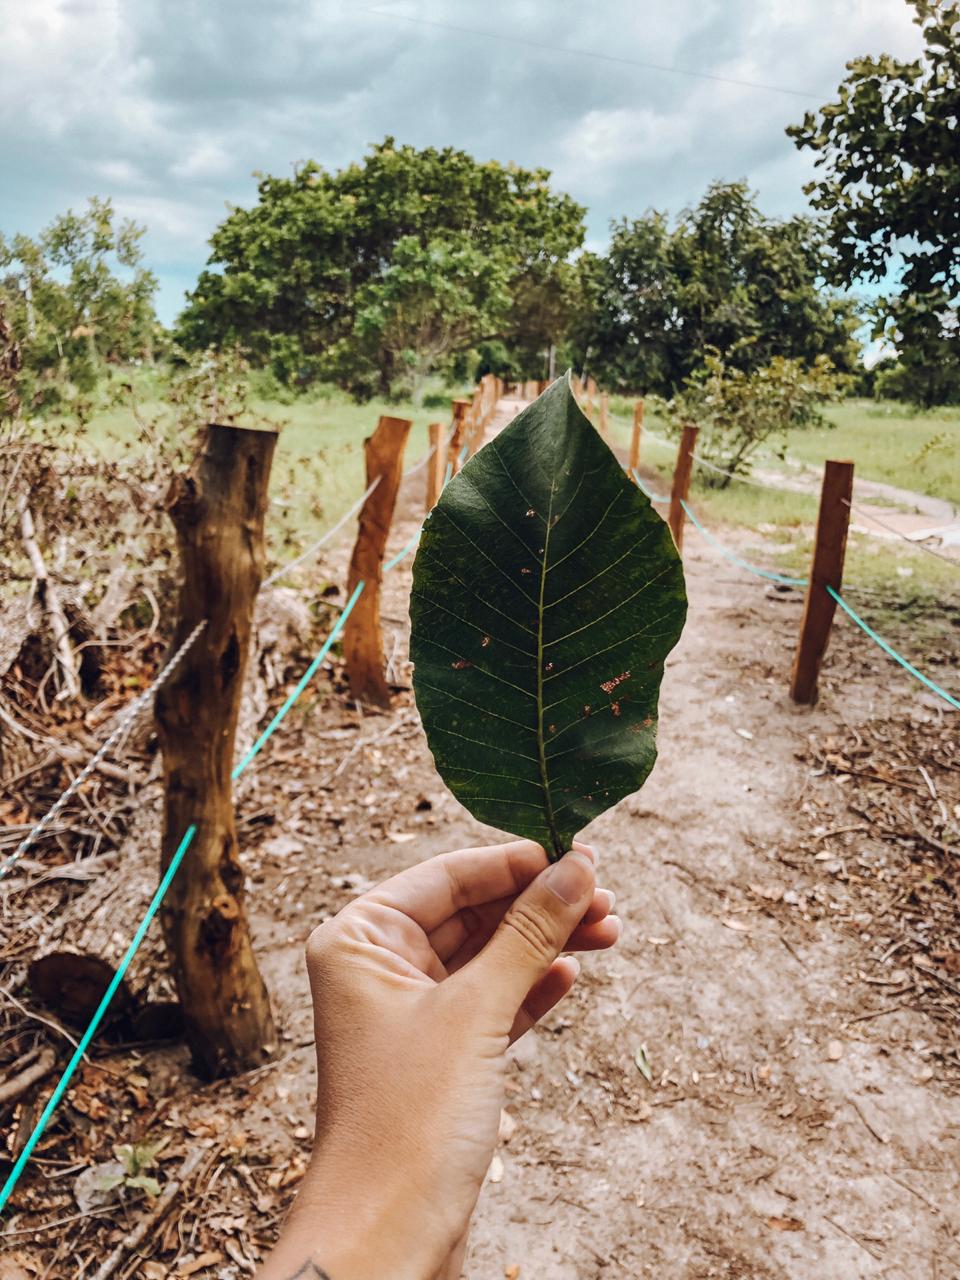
[286,1265,332,1279]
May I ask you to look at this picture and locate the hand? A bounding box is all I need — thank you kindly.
[257,839,620,1280]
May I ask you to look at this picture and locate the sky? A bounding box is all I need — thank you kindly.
[1,0,924,326]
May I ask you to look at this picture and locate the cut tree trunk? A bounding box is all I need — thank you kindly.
[343,415,412,707]
[154,423,278,1078]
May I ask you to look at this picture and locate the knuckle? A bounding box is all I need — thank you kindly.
[502,899,558,965]
[305,919,338,972]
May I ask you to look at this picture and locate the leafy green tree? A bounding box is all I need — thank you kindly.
[177,139,585,397]
[328,234,511,402]
[656,351,849,484]
[571,181,859,396]
[788,1,959,406]
[0,198,158,414]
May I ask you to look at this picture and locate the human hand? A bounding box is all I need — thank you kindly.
[257,839,620,1280]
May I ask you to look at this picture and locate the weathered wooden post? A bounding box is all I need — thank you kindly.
[668,423,699,552]
[630,399,644,476]
[449,399,470,476]
[343,415,412,707]
[599,391,609,437]
[426,422,446,511]
[790,461,855,705]
[155,423,278,1078]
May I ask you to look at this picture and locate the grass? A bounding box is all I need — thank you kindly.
[791,399,960,506]
[605,393,960,507]
[75,374,465,568]
[615,402,960,683]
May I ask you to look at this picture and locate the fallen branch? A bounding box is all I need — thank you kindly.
[0,1046,55,1107]
[18,497,80,700]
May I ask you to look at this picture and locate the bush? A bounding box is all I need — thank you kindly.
[656,351,849,485]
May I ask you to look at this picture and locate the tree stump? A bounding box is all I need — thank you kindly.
[154,423,278,1079]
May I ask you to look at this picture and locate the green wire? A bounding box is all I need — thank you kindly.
[0,824,198,1214]
[828,586,960,712]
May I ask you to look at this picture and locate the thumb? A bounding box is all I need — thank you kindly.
[461,848,596,1017]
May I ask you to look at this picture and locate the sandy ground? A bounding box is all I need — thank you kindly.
[241,402,960,1279]
[4,396,959,1280]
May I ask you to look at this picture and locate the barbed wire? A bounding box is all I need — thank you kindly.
[0,620,208,883]
[841,497,960,568]
[0,425,451,883]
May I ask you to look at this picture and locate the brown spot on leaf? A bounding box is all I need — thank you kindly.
[525,508,537,517]
[582,705,591,717]
[611,701,621,717]
[600,670,632,695]
[548,724,556,734]
[451,659,473,670]
[481,636,491,648]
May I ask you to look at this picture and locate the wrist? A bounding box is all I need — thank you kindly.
[258,1146,446,1280]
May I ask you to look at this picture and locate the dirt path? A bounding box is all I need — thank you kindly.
[752,461,960,556]
[237,402,960,1279]
[13,395,957,1278]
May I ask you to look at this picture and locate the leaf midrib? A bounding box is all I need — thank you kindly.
[536,475,562,856]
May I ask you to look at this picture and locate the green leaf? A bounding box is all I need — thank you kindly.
[410,375,687,858]
[125,1174,163,1197]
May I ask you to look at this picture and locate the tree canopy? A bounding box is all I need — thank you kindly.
[788,0,960,405]
[569,181,859,397]
[0,198,157,415]
[176,138,586,398]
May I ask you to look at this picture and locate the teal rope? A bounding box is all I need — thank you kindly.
[0,823,198,1214]
[232,581,365,779]
[680,499,808,588]
[631,469,668,504]
[384,531,421,573]
[827,586,960,711]
[1,584,367,1215]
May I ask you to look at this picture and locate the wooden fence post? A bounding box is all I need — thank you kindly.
[155,423,278,1078]
[630,399,644,476]
[426,422,445,511]
[668,423,699,552]
[449,399,469,476]
[790,460,855,705]
[344,415,412,707]
[599,391,609,437]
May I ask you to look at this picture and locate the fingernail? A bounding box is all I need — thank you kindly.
[573,841,598,866]
[545,850,595,905]
[601,889,616,913]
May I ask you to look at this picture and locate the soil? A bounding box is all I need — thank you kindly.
[3,396,960,1280]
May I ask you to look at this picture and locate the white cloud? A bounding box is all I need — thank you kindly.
[555,108,697,194]
[1,0,926,323]
[169,141,233,182]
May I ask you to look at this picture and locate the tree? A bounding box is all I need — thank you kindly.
[788,1,960,406]
[656,351,849,484]
[176,139,585,396]
[329,235,511,402]
[0,198,158,415]
[570,182,859,396]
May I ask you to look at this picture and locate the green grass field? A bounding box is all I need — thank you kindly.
[78,377,464,567]
[605,395,960,506]
[68,374,959,681]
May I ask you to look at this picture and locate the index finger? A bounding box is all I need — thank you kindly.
[359,839,596,934]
